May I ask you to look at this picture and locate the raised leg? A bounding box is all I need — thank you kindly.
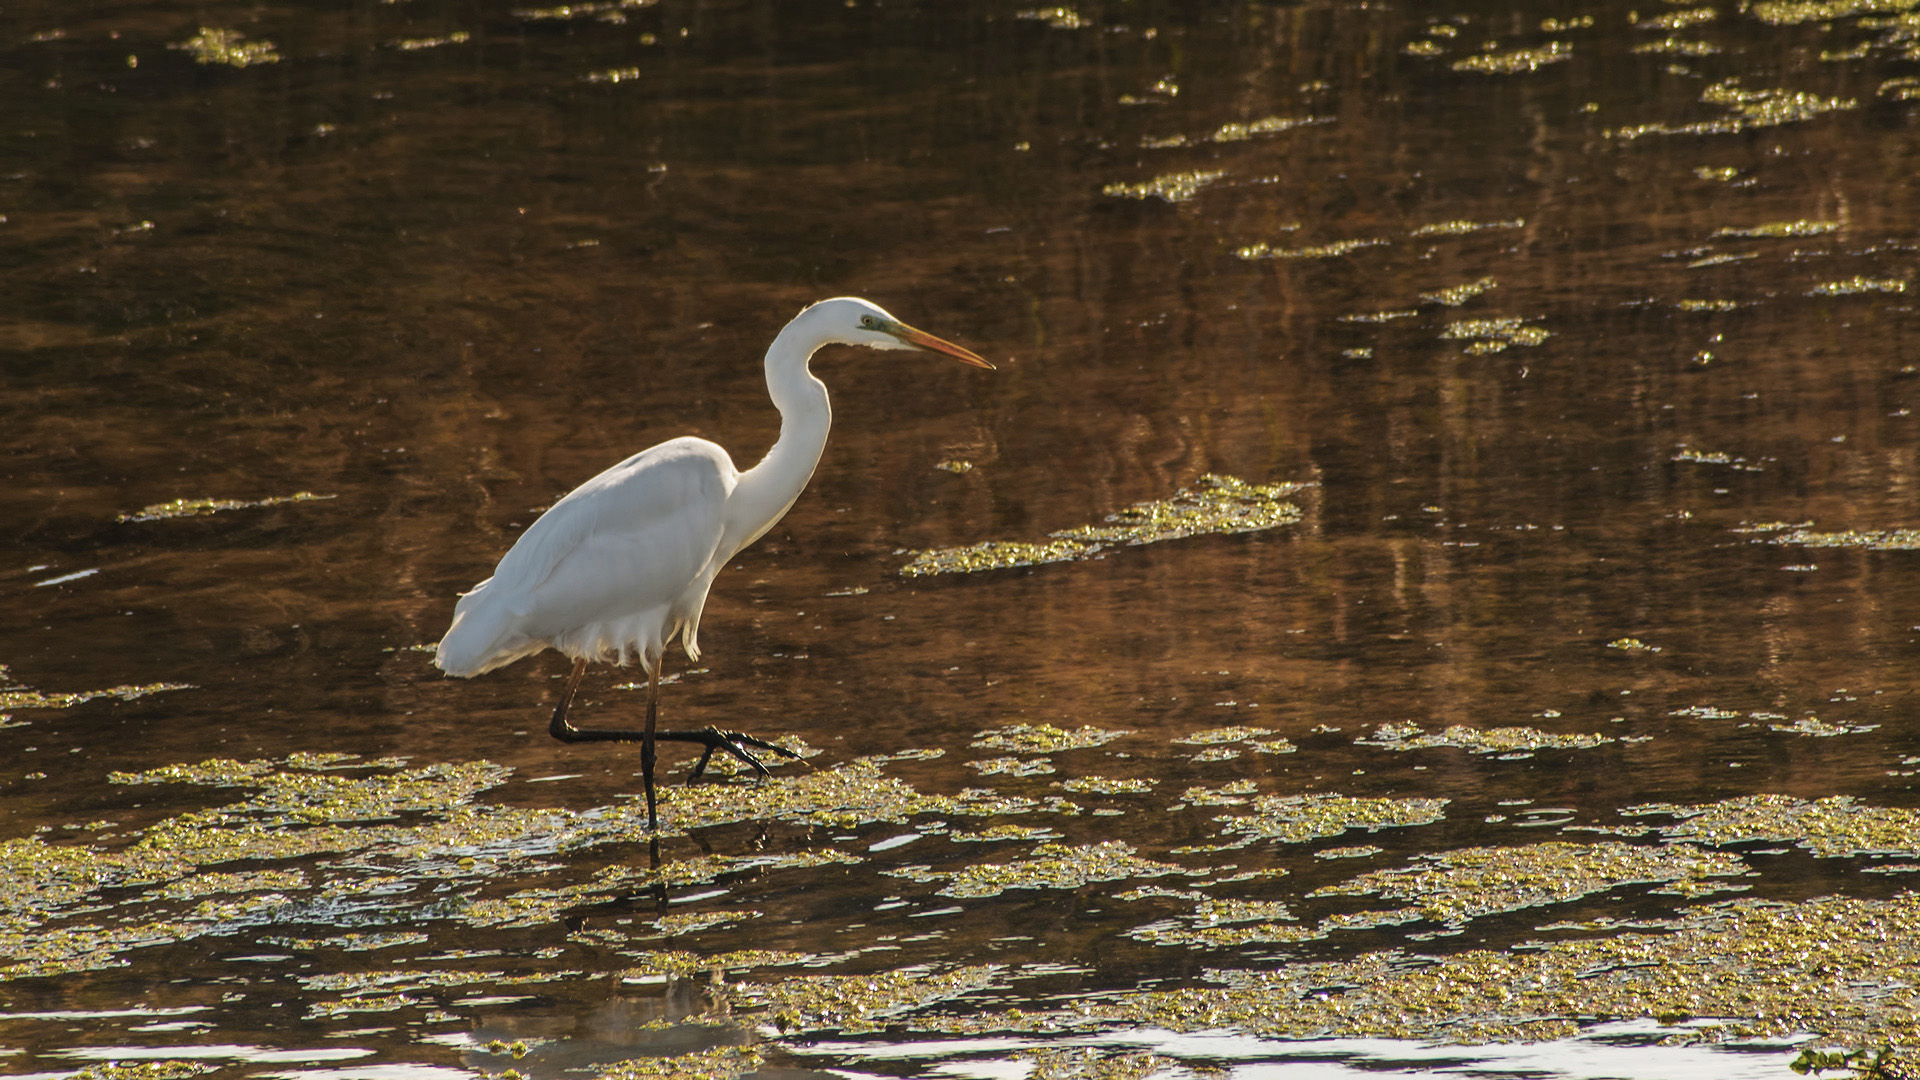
[546,659,803,830]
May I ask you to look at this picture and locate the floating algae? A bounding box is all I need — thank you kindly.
[1174,726,1276,745]
[968,756,1057,777]
[1016,1048,1169,1080]
[1,752,997,980]
[1743,523,1920,550]
[972,722,1131,753]
[1809,276,1909,296]
[1100,170,1226,203]
[119,492,329,522]
[1355,723,1614,755]
[1451,42,1571,74]
[901,475,1306,576]
[1128,895,1315,948]
[1441,317,1551,354]
[1632,794,1920,859]
[172,27,281,67]
[0,666,191,720]
[1770,717,1876,736]
[73,1065,215,1080]
[615,948,811,981]
[1054,777,1155,795]
[1711,219,1839,239]
[1610,79,1857,138]
[1606,637,1662,653]
[593,1047,763,1080]
[1112,894,1920,1047]
[733,964,1004,1034]
[1214,793,1451,847]
[1234,237,1390,260]
[1308,842,1748,925]
[1411,218,1525,238]
[932,841,1194,898]
[1419,276,1498,306]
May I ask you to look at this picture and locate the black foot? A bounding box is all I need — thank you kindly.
[659,726,805,781]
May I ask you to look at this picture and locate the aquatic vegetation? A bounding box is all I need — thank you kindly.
[119,492,328,521]
[1810,276,1909,296]
[1609,79,1859,139]
[1771,717,1876,737]
[1751,0,1920,24]
[1356,723,1614,755]
[1214,793,1451,847]
[1055,777,1156,794]
[1100,170,1226,203]
[735,964,1004,1034]
[969,756,1057,777]
[1606,637,1661,653]
[172,27,280,66]
[901,475,1306,576]
[973,722,1131,753]
[1083,893,1920,1046]
[389,32,472,51]
[933,841,1194,898]
[593,1047,762,1080]
[1747,525,1920,551]
[1641,6,1718,29]
[948,824,1062,843]
[1234,237,1390,260]
[1634,794,1920,859]
[73,1064,215,1080]
[1452,42,1572,74]
[1712,219,1839,239]
[1411,218,1525,237]
[615,949,811,980]
[0,674,192,717]
[1309,842,1748,924]
[1634,36,1722,54]
[1017,7,1089,30]
[1210,116,1314,143]
[1703,79,1857,126]
[514,0,652,23]
[1172,726,1296,759]
[1174,725,1274,745]
[1018,1048,1168,1080]
[1441,317,1551,354]
[1420,276,1498,306]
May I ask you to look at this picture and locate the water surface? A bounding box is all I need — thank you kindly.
[4,1,1919,1078]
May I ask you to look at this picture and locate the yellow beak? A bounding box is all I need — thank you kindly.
[895,323,996,370]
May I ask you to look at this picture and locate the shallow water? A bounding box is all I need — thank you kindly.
[4,1,1920,1078]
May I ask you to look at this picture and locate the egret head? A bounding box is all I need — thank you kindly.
[806,297,995,369]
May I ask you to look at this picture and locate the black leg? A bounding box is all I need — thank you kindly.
[545,659,805,830]
[641,666,659,830]
[548,657,589,739]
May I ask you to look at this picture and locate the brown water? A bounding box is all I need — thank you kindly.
[5,1,1920,1078]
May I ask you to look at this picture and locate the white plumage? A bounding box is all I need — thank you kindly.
[434,297,993,828]
[436,437,734,678]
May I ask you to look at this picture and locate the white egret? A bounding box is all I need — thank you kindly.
[435,297,993,828]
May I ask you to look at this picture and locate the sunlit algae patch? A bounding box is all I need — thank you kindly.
[119,491,332,522]
[901,474,1306,575]
[0,753,1069,979]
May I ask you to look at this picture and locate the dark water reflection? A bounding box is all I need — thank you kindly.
[4,0,1920,1077]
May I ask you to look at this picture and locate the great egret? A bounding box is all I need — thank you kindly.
[435,297,993,828]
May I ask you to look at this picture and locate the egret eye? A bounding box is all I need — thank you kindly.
[860,315,879,329]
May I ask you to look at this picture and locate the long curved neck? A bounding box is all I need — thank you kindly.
[727,319,833,553]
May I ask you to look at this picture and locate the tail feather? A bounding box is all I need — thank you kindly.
[434,579,544,677]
